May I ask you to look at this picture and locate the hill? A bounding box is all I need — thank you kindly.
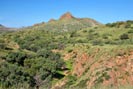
[0,13,133,89]
[28,12,101,31]
[0,24,16,33]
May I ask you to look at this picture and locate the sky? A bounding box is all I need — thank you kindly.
[0,0,133,28]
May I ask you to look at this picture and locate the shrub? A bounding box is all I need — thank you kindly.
[68,49,73,53]
[66,75,77,85]
[82,30,87,33]
[0,39,6,49]
[77,79,88,88]
[88,29,95,33]
[128,29,133,33]
[92,39,103,46]
[0,43,6,49]
[6,51,27,66]
[0,62,31,88]
[77,39,85,43]
[102,33,111,39]
[120,33,129,40]
[70,31,77,37]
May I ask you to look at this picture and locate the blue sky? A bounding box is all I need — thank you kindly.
[0,0,133,27]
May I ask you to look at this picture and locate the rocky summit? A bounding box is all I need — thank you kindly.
[59,12,75,20]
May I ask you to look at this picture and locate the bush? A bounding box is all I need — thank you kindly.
[92,39,103,46]
[0,62,31,88]
[70,31,77,37]
[0,43,6,49]
[77,39,85,43]
[128,29,133,33]
[68,49,73,53]
[0,39,6,49]
[66,75,77,85]
[82,30,87,33]
[6,51,27,66]
[120,33,129,40]
[102,33,111,39]
[1,48,64,88]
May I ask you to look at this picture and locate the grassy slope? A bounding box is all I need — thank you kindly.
[0,21,133,89]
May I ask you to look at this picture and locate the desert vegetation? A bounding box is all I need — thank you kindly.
[0,13,133,89]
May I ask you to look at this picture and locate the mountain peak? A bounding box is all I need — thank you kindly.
[59,12,75,20]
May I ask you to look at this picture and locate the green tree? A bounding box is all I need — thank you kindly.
[6,51,27,66]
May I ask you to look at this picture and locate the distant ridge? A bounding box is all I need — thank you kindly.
[0,24,16,31]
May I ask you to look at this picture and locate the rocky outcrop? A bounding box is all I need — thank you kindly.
[59,12,75,20]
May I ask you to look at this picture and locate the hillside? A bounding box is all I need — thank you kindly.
[28,12,101,31]
[0,24,16,33]
[0,13,133,89]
